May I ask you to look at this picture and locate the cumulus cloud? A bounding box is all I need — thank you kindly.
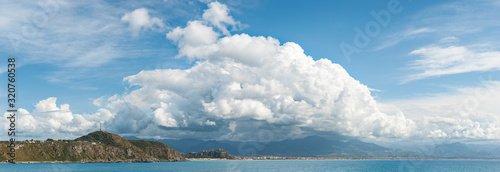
[92,96,105,107]
[202,1,244,35]
[2,97,114,139]
[111,1,417,140]
[381,81,500,140]
[166,20,220,59]
[0,96,160,139]
[405,43,500,83]
[121,8,165,36]
[124,38,414,139]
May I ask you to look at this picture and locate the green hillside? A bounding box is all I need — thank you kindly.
[183,149,234,159]
[0,131,184,163]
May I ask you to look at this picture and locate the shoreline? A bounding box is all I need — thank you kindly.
[4,158,500,164]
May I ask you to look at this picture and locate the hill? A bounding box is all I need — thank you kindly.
[157,138,240,155]
[0,131,184,163]
[129,140,183,161]
[183,149,234,159]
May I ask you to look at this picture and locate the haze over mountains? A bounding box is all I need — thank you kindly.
[125,134,500,159]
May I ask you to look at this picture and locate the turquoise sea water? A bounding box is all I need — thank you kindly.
[0,160,499,172]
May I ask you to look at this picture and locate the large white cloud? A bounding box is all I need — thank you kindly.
[115,2,417,140]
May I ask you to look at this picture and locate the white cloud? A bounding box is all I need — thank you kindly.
[374,0,500,50]
[0,1,126,67]
[92,96,105,107]
[405,44,500,82]
[373,27,434,51]
[121,8,165,36]
[439,36,459,43]
[0,1,188,88]
[166,20,220,60]
[382,81,500,140]
[112,3,418,140]
[369,88,382,92]
[202,1,244,35]
[66,44,120,67]
[2,97,115,139]
[0,96,165,139]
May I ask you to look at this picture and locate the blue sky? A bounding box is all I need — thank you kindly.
[2,0,500,145]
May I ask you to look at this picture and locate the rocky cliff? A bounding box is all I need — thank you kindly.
[0,131,184,163]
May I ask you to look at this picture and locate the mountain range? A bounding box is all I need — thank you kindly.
[125,135,500,159]
[126,135,411,157]
[5,131,500,162]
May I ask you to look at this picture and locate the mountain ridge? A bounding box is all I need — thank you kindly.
[152,135,500,159]
[0,131,184,163]
[155,135,408,157]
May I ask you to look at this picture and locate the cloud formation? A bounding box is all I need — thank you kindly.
[120,1,416,140]
[121,8,165,36]
[382,81,500,140]
[202,1,244,35]
[405,43,500,82]
[3,97,114,139]
[0,1,419,141]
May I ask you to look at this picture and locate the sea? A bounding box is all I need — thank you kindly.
[1,160,499,172]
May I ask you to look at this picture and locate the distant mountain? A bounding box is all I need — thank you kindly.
[155,135,415,158]
[129,135,500,159]
[0,131,184,162]
[491,146,500,155]
[430,142,495,158]
[256,136,342,157]
[256,136,399,157]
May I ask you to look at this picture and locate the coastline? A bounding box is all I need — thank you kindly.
[6,158,500,163]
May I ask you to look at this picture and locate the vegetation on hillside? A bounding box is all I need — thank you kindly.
[0,131,184,162]
[183,149,234,159]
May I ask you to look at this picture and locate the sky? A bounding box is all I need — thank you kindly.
[2,0,500,148]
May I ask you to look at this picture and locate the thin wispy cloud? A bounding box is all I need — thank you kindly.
[373,27,434,51]
[404,42,500,83]
[381,0,500,83]
[374,0,500,51]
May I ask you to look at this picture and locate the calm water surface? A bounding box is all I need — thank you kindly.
[0,160,499,172]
